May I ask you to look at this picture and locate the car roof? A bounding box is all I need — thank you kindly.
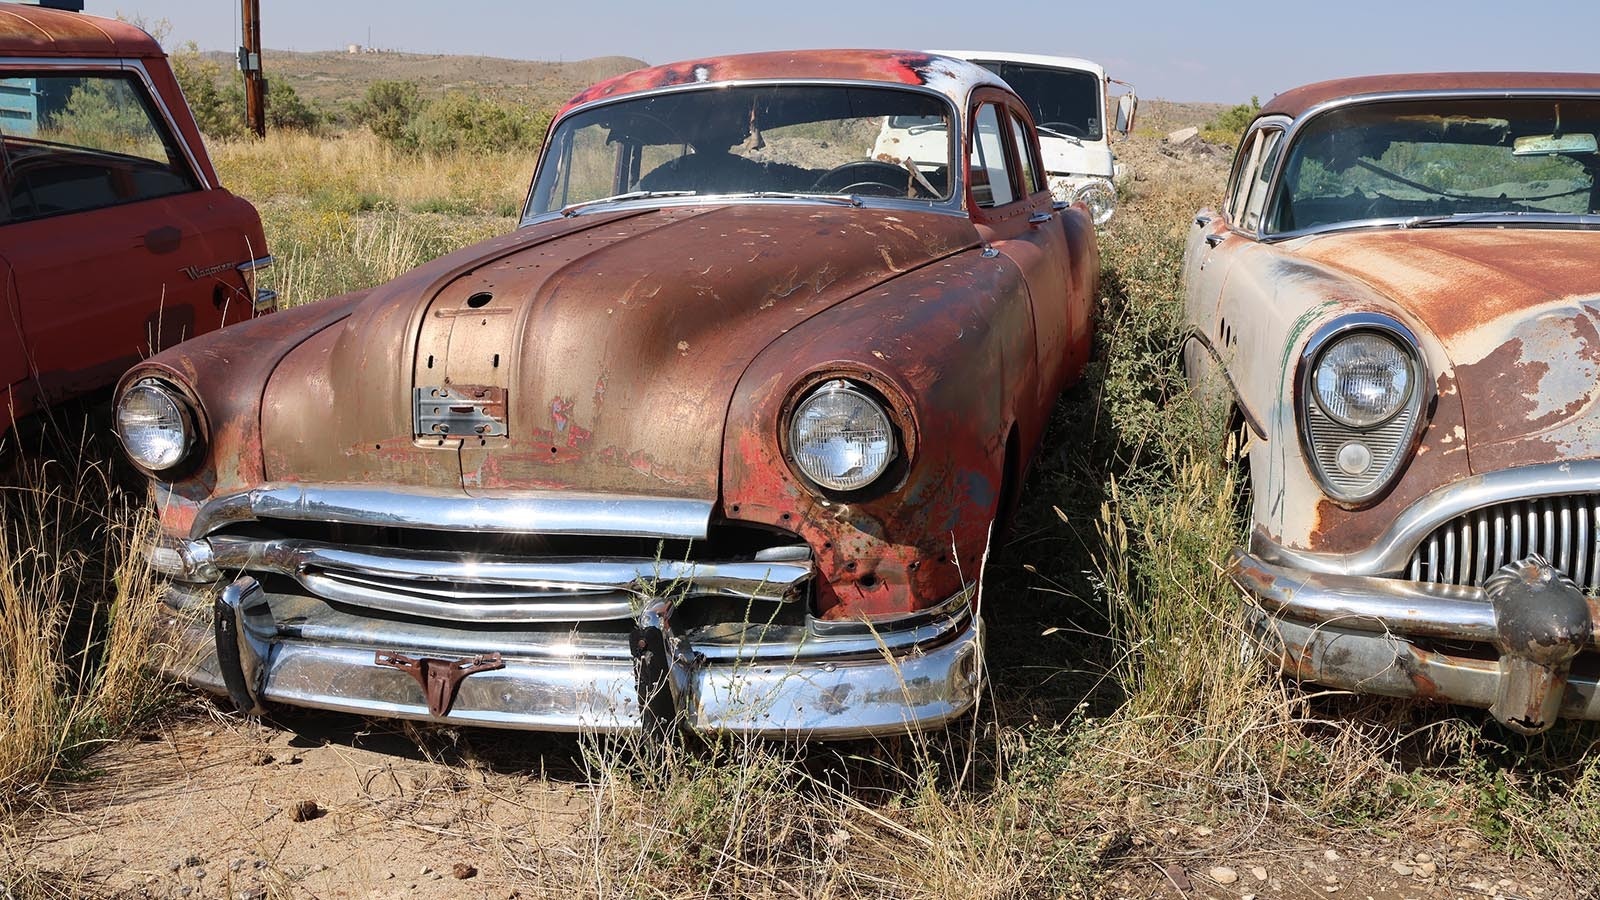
[0,2,161,58]
[932,50,1105,79]
[559,49,1008,117]
[1263,72,1600,120]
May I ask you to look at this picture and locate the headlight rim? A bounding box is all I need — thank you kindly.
[1070,177,1117,226]
[115,372,204,476]
[1310,330,1416,429]
[779,372,915,499]
[1295,313,1429,509]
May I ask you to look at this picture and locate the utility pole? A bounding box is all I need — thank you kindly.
[238,0,265,137]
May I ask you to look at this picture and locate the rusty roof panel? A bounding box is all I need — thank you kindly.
[0,2,160,58]
[560,49,1005,116]
[1264,72,1600,120]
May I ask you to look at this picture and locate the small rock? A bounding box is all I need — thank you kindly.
[1167,126,1200,145]
[253,860,268,869]
[203,730,217,737]
[1242,895,1255,900]
[178,889,193,898]
[290,800,321,822]
[168,862,182,874]
[248,750,275,766]
[420,866,433,876]
[194,869,207,880]
[1210,866,1239,886]
[183,855,202,868]
[1323,874,1339,884]
[384,872,395,880]
[1250,866,1268,881]
[1392,862,1415,876]
[1322,887,1339,894]
[1414,851,1433,864]
[229,858,246,872]
[1195,825,1213,837]
[452,863,478,880]
[1417,861,1437,878]
[1324,849,1342,862]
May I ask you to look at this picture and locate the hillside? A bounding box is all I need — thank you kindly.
[206,49,648,112]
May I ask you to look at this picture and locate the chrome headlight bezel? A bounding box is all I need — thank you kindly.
[1296,314,1429,508]
[1070,177,1116,226]
[115,375,201,475]
[783,378,902,495]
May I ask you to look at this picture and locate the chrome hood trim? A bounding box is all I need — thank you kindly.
[1256,460,1600,576]
[187,483,712,540]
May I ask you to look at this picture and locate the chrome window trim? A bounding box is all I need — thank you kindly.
[0,57,212,191]
[187,483,714,540]
[519,78,966,226]
[1220,114,1291,231]
[1259,88,1600,243]
[1253,459,1600,577]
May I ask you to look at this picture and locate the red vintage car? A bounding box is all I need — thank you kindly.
[117,50,1098,737]
[0,3,273,454]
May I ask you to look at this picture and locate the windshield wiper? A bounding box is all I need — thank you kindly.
[1035,126,1083,145]
[560,190,695,216]
[1398,211,1581,228]
[742,191,864,206]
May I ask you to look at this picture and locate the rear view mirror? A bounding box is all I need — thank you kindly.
[1513,133,1598,156]
[1115,92,1138,137]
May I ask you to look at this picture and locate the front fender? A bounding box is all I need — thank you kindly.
[721,248,1038,620]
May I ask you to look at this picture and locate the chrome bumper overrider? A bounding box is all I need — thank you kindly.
[169,578,983,738]
[1232,550,1600,734]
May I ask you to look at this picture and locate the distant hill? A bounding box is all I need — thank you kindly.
[205,49,648,113]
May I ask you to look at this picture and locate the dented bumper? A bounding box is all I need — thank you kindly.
[164,578,983,739]
[1232,550,1600,733]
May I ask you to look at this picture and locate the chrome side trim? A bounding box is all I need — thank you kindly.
[236,255,274,272]
[1252,461,1600,577]
[196,534,811,624]
[189,484,713,540]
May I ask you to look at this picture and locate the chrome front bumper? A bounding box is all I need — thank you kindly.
[166,578,983,738]
[1232,550,1600,733]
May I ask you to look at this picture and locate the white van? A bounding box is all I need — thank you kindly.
[874,51,1136,224]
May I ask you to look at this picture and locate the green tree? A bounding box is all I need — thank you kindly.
[406,92,545,155]
[1201,96,1261,145]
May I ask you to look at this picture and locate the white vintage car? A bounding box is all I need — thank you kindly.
[1183,73,1600,735]
[872,51,1134,224]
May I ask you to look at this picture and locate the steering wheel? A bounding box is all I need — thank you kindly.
[810,160,913,196]
[1039,121,1088,138]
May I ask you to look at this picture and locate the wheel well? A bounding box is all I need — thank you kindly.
[995,423,1023,530]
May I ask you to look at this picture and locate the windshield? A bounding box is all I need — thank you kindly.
[1270,98,1600,234]
[526,84,955,216]
[974,62,1102,141]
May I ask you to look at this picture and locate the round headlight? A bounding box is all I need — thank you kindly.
[1071,178,1116,226]
[116,378,196,472]
[1312,332,1413,427]
[788,380,896,492]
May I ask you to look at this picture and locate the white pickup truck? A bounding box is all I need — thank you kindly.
[874,51,1135,224]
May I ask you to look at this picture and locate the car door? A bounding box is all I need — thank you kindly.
[1182,119,1285,400]
[0,249,31,443]
[966,94,1074,413]
[0,66,259,406]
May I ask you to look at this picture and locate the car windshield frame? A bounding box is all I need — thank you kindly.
[521,79,964,224]
[970,61,1103,143]
[1260,90,1600,241]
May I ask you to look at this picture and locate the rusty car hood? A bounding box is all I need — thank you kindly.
[260,203,979,499]
[1293,228,1600,468]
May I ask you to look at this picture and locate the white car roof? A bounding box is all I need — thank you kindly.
[931,50,1106,79]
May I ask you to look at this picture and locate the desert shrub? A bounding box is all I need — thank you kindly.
[408,92,549,155]
[1200,96,1260,145]
[171,43,243,140]
[352,79,423,149]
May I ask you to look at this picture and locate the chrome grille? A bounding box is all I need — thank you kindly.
[1406,495,1600,589]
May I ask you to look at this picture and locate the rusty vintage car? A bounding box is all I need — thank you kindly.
[0,3,274,456]
[1184,73,1600,734]
[116,50,1099,737]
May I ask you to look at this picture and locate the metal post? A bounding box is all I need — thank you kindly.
[239,0,265,138]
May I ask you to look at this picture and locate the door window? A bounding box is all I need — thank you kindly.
[970,103,1016,207]
[1008,111,1043,196]
[0,72,198,224]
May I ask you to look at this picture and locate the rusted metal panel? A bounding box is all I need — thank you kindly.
[1262,72,1600,121]
[721,247,1045,620]
[259,204,979,501]
[0,4,160,58]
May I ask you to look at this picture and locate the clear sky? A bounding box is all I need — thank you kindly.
[84,0,1600,104]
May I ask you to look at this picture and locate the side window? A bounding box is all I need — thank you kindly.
[1240,129,1283,232]
[1225,130,1265,223]
[0,72,199,225]
[1008,111,1042,196]
[969,103,1016,208]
